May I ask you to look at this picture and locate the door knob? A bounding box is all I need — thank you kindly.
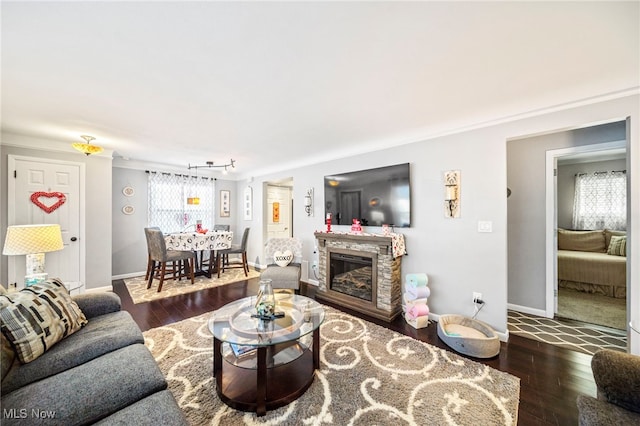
[70,237,78,242]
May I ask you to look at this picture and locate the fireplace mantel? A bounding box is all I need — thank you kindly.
[314,232,394,254]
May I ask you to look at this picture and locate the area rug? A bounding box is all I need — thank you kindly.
[557,287,626,330]
[508,310,626,356]
[124,269,260,304]
[143,306,520,425]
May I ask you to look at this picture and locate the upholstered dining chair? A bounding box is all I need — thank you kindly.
[203,224,231,272]
[144,226,161,281]
[145,227,195,292]
[260,237,302,293]
[216,227,250,278]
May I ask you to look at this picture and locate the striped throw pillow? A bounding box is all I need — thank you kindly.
[607,235,627,257]
[0,278,87,363]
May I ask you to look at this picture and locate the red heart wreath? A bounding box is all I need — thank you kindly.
[30,191,67,214]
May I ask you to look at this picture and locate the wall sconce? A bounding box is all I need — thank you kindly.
[304,188,314,217]
[444,170,461,218]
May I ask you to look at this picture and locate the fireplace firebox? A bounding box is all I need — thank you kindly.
[330,251,375,302]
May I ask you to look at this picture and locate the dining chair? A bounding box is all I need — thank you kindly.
[216,227,250,278]
[144,226,161,281]
[145,227,195,292]
[202,224,231,273]
[260,237,302,293]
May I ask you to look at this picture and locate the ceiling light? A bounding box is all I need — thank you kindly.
[72,135,103,156]
[187,159,236,172]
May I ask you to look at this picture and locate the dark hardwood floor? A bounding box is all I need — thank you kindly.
[112,277,596,425]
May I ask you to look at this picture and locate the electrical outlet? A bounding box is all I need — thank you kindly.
[312,261,318,270]
[473,292,482,303]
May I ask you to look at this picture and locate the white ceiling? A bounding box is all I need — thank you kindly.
[2,1,638,178]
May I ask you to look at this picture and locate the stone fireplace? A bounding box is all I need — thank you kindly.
[314,232,402,321]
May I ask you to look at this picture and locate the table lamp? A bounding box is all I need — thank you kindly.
[3,224,64,286]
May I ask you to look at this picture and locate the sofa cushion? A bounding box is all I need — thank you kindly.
[71,292,122,319]
[1,332,15,382]
[0,344,167,426]
[557,229,606,252]
[577,395,640,425]
[1,310,144,394]
[607,235,627,257]
[93,390,188,425]
[0,279,87,363]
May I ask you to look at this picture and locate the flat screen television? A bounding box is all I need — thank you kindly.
[324,163,411,228]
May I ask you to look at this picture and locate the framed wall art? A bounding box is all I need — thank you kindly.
[244,186,252,220]
[220,190,231,217]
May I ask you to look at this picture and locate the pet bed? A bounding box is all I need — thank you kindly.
[437,314,500,358]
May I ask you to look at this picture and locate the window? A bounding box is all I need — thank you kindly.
[148,172,214,233]
[572,171,626,230]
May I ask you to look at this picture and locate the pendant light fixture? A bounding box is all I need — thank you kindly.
[72,135,103,156]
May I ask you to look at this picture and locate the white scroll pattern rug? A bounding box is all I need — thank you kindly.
[143,306,520,425]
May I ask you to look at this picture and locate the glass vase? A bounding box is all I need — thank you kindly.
[255,279,275,317]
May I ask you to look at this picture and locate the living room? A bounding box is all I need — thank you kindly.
[1,1,639,424]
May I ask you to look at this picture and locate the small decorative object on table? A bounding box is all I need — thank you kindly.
[325,213,332,232]
[255,279,276,317]
[351,218,362,234]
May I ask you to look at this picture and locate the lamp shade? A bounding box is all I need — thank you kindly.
[3,224,64,255]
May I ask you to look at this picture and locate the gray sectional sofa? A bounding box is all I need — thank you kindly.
[1,291,187,425]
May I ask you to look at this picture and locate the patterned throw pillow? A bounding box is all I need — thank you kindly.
[607,235,627,257]
[0,278,87,363]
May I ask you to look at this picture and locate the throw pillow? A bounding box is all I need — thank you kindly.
[607,235,627,257]
[274,250,293,267]
[0,278,87,364]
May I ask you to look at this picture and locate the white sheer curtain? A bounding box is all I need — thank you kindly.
[147,172,214,233]
[572,171,626,230]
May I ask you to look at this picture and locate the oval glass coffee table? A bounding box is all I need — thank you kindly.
[208,294,325,416]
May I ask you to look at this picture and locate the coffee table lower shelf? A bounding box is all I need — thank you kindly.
[213,331,319,416]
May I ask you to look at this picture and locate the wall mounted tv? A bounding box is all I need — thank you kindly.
[324,163,411,228]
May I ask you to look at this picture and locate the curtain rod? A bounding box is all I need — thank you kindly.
[145,170,217,180]
[575,170,626,176]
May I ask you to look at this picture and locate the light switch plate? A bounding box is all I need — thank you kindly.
[478,221,493,233]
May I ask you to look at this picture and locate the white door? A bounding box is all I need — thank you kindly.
[267,185,292,238]
[8,156,82,287]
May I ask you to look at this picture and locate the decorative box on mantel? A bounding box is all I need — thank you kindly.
[314,232,405,322]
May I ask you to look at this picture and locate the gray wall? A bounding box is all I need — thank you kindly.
[557,158,627,229]
[1,144,113,290]
[507,121,626,310]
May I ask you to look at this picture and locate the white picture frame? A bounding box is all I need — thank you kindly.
[244,186,252,220]
[220,190,230,217]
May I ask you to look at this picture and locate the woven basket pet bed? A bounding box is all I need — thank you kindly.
[437,314,500,358]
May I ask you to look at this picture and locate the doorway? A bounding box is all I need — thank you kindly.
[264,178,293,240]
[545,141,628,331]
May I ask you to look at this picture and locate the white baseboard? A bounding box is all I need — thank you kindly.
[84,285,113,293]
[507,303,548,318]
[112,271,145,280]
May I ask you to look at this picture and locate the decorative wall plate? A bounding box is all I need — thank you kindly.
[122,205,135,215]
[123,186,135,197]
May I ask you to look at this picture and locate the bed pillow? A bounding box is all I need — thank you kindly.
[557,229,606,252]
[274,250,293,267]
[607,235,627,257]
[0,278,87,363]
[604,229,626,248]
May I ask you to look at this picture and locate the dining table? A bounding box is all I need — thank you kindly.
[165,230,233,278]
